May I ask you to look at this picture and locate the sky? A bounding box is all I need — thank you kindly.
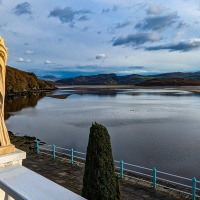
[0,0,200,78]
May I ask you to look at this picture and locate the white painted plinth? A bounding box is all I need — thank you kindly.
[0,149,26,168]
[0,148,26,200]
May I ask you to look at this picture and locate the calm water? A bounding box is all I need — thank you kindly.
[5,88,200,180]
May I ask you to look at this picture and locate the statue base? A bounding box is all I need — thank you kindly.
[0,144,15,155]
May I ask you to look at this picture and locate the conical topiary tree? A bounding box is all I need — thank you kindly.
[82,122,121,200]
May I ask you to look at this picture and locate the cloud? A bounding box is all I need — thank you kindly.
[135,12,179,31]
[16,58,24,62]
[95,54,107,60]
[128,66,148,70]
[113,33,161,47]
[173,22,188,43]
[145,38,200,52]
[24,50,34,55]
[0,23,7,30]
[78,15,89,21]
[13,2,32,15]
[115,20,132,29]
[48,7,91,25]
[16,57,32,63]
[44,60,55,64]
[102,5,119,14]
[176,21,187,29]
[82,26,89,32]
[146,6,163,15]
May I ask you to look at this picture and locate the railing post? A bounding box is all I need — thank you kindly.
[120,159,124,179]
[36,139,39,154]
[52,144,55,159]
[192,177,196,200]
[152,167,157,189]
[70,148,74,164]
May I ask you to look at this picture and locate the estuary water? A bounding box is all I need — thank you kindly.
[5,88,200,180]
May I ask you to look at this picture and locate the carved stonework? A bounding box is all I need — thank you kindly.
[0,37,15,155]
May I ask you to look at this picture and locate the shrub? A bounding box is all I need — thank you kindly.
[82,122,121,200]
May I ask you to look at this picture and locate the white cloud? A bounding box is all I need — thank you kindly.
[44,60,55,64]
[25,50,34,54]
[16,57,25,62]
[16,57,32,63]
[146,6,163,15]
[26,59,32,63]
[95,54,107,59]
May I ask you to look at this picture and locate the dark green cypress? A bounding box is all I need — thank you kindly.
[82,122,121,200]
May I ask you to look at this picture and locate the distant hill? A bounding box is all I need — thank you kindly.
[39,75,58,81]
[6,66,56,95]
[114,74,150,85]
[137,78,200,86]
[56,73,117,85]
[152,72,200,80]
[55,71,200,86]
[56,73,149,85]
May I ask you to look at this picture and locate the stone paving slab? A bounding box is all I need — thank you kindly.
[21,152,197,200]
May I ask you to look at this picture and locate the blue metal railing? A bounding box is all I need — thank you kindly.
[35,140,199,200]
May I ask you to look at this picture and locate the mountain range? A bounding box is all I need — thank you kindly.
[55,72,200,86]
[6,66,200,91]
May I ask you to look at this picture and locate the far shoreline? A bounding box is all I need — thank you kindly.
[56,85,200,94]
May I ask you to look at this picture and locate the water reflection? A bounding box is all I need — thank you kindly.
[5,93,47,120]
[57,88,194,97]
[56,88,118,97]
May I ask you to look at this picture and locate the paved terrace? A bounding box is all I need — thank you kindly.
[22,152,192,200]
[9,133,197,200]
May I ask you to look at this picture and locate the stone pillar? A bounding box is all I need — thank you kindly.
[0,36,15,155]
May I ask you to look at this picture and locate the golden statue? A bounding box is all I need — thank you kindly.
[0,37,15,155]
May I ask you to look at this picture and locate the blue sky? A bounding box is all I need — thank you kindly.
[0,0,200,78]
